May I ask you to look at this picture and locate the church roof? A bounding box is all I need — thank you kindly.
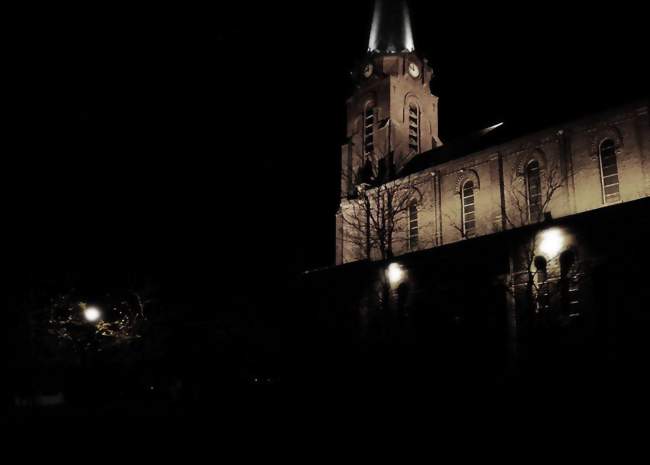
[400,124,509,177]
[400,99,647,178]
[368,0,415,54]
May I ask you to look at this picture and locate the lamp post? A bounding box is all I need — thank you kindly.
[81,305,101,357]
[80,305,102,408]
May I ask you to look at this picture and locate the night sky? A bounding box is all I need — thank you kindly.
[54,1,648,294]
[6,0,647,425]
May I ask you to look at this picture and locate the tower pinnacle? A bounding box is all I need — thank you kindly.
[368,0,415,54]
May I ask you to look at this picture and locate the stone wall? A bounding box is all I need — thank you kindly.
[337,101,649,265]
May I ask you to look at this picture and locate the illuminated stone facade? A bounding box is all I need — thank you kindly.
[336,62,650,265]
[304,1,650,384]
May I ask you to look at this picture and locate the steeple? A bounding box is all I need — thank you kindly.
[339,0,441,200]
[368,0,415,54]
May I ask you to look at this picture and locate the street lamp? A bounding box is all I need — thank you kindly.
[387,263,405,285]
[539,228,565,258]
[84,306,102,323]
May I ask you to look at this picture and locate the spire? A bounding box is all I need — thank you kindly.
[368,0,415,54]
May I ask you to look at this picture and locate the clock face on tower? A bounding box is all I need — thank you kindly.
[363,63,374,78]
[408,62,420,78]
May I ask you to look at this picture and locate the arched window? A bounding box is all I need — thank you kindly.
[462,181,476,238]
[363,103,375,156]
[526,160,542,222]
[599,139,620,204]
[408,103,420,153]
[408,202,419,250]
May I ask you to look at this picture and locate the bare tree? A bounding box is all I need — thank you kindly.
[505,160,564,229]
[502,158,581,327]
[442,157,571,325]
[445,212,471,240]
[48,291,147,349]
[43,278,154,360]
[341,151,424,261]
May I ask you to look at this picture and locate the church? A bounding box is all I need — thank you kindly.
[298,0,650,384]
[336,1,649,266]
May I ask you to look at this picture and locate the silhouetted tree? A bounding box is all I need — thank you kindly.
[502,159,582,330]
[341,152,424,261]
[20,273,157,364]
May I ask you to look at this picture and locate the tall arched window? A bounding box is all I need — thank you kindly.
[408,103,420,153]
[363,103,375,156]
[408,202,419,250]
[599,139,620,204]
[526,160,542,222]
[462,180,476,238]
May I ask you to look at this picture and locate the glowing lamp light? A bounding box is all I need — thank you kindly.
[387,263,405,285]
[84,306,102,323]
[539,228,565,258]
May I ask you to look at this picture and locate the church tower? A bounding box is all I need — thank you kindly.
[340,0,442,198]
